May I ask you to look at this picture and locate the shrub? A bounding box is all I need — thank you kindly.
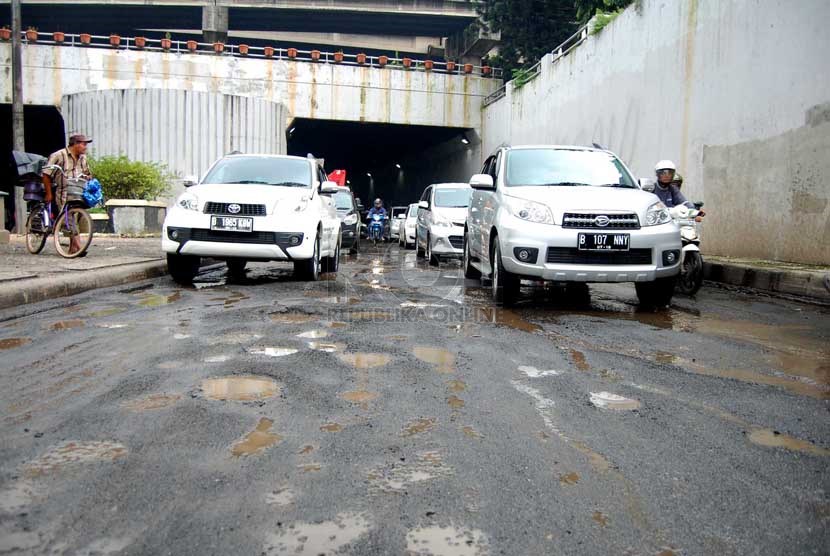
[89,155,174,200]
[591,9,623,35]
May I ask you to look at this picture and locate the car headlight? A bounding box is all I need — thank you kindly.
[505,196,554,225]
[433,215,452,228]
[645,201,672,226]
[293,196,310,213]
[177,192,199,211]
[343,213,358,225]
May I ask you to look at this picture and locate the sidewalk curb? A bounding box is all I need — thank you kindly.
[703,261,830,303]
[0,260,168,311]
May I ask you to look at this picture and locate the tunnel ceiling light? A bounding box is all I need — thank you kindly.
[366,172,372,177]
[395,163,401,169]
[461,133,470,145]
[288,127,296,135]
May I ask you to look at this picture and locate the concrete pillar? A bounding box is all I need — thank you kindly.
[202,2,229,44]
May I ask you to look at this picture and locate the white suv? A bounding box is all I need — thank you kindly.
[162,154,342,283]
[415,183,472,265]
[463,146,681,306]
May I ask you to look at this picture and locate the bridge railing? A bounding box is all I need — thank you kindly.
[6,30,502,78]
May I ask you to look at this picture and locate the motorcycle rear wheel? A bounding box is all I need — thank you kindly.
[676,251,703,296]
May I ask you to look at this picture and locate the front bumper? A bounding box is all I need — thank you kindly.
[340,222,358,248]
[429,225,464,257]
[497,215,681,282]
[162,208,317,260]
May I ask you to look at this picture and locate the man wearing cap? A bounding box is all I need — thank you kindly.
[42,134,93,253]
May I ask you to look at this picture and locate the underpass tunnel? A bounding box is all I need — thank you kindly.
[286,118,481,209]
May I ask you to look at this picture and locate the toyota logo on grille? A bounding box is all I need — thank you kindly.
[594,215,610,227]
[227,203,242,214]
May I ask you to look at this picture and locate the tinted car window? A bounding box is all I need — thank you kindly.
[203,156,312,187]
[505,149,636,188]
[333,191,354,210]
[434,188,472,208]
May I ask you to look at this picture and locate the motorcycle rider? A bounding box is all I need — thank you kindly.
[366,198,388,240]
[653,160,706,217]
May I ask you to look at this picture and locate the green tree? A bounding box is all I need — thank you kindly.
[89,155,174,200]
[574,0,633,24]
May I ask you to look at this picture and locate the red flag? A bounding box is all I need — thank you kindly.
[327,169,347,186]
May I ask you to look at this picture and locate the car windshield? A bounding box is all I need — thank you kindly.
[505,149,636,188]
[392,208,407,218]
[202,156,311,187]
[434,188,472,208]
[333,191,354,211]
[408,205,418,217]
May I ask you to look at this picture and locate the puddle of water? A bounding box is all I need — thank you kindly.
[386,335,409,342]
[589,392,641,411]
[654,352,678,365]
[0,337,31,350]
[476,307,541,333]
[122,394,181,411]
[368,451,452,494]
[559,472,580,486]
[337,353,392,368]
[24,441,127,477]
[265,487,295,506]
[570,349,590,371]
[232,418,283,457]
[264,513,370,555]
[249,347,299,357]
[405,525,489,556]
[50,319,84,330]
[677,359,829,400]
[446,380,467,393]
[320,422,343,433]
[296,330,329,339]
[518,366,561,378]
[88,308,126,318]
[173,333,191,340]
[201,376,280,401]
[413,347,456,373]
[307,341,344,353]
[748,429,829,456]
[138,291,181,307]
[97,323,129,329]
[205,355,232,363]
[270,312,315,324]
[317,295,361,305]
[774,352,830,386]
[215,332,263,344]
[339,390,380,404]
[322,321,349,329]
[592,511,609,528]
[401,417,436,437]
[461,426,483,440]
[447,395,465,409]
[298,462,322,473]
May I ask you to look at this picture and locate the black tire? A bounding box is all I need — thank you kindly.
[321,237,340,273]
[491,236,519,306]
[349,237,360,255]
[463,232,481,279]
[416,234,425,258]
[226,258,247,277]
[53,206,93,258]
[427,234,439,266]
[635,276,676,308]
[294,233,320,281]
[168,253,200,284]
[25,209,48,255]
[676,251,703,296]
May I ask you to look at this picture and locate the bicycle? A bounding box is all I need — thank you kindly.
[25,165,94,258]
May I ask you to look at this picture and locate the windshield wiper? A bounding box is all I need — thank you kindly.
[538,182,592,187]
[270,181,309,187]
[225,180,271,184]
[597,183,635,188]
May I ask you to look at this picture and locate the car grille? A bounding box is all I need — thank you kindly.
[190,229,277,244]
[204,202,266,216]
[448,235,464,249]
[546,247,652,265]
[562,212,640,229]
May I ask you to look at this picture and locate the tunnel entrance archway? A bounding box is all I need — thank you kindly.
[286,118,479,208]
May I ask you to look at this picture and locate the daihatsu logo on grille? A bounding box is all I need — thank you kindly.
[227,204,241,214]
[594,215,610,227]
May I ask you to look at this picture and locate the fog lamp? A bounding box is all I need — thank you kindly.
[290,235,301,246]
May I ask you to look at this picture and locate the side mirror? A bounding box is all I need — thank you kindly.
[693,201,704,210]
[320,181,340,194]
[183,175,198,188]
[470,174,495,190]
[639,178,655,192]
[418,200,429,210]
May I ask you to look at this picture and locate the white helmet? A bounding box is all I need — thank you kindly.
[655,160,676,172]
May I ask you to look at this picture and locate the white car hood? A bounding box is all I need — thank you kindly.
[432,206,468,225]
[504,186,658,220]
[188,183,312,213]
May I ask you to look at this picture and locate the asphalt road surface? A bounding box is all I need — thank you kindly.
[1,245,828,555]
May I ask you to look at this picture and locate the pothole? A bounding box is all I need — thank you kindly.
[308,342,344,353]
[339,391,380,404]
[270,312,315,324]
[263,512,370,555]
[24,441,127,477]
[201,376,280,401]
[414,347,456,373]
[405,525,490,555]
[296,330,329,339]
[122,394,181,411]
[337,353,391,368]
[367,451,452,494]
[49,320,84,331]
[0,337,31,350]
[401,417,437,437]
[249,347,299,357]
[748,429,829,456]
[232,418,283,457]
[589,392,641,410]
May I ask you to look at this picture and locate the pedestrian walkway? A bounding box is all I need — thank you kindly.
[704,255,830,303]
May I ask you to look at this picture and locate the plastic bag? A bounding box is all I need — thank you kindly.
[82,178,104,208]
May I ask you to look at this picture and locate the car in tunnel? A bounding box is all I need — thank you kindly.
[162,154,342,283]
[416,183,473,265]
[389,206,409,241]
[398,203,419,249]
[332,187,361,254]
[463,145,682,307]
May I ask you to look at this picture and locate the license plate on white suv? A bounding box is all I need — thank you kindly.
[210,216,253,232]
[578,233,629,251]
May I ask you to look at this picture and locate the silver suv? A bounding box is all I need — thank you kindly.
[462,145,681,306]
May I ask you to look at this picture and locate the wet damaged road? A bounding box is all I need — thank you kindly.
[1,246,828,555]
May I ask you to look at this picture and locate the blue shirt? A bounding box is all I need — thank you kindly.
[653,183,693,209]
[367,207,387,219]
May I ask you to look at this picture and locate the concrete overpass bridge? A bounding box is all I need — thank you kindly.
[1,34,499,204]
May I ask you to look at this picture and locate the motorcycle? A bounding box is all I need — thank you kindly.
[669,202,705,296]
[367,213,387,244]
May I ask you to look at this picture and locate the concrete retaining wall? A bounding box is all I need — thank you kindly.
[482,0,830,264]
